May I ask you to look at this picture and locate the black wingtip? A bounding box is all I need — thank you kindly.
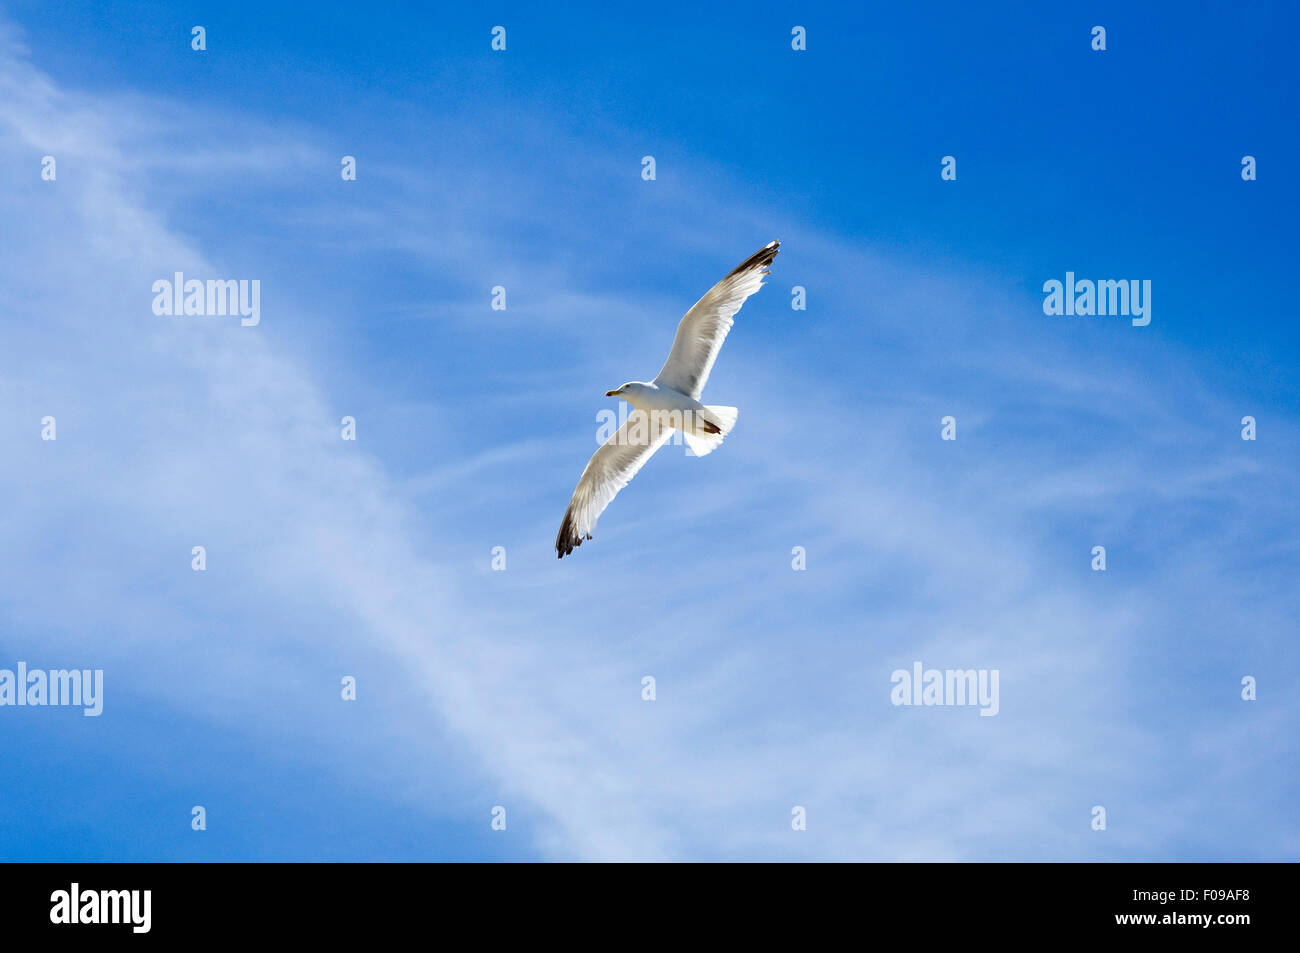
[725,240,781,279]
[555,507,590,559]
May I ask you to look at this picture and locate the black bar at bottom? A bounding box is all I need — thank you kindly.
[0,861,1283,940]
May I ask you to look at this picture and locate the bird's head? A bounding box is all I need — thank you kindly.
[605,381,648,399]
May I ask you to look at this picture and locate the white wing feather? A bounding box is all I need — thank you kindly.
[555,410,671,557]
[653,240,779,400]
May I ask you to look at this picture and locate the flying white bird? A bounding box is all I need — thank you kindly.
[556,240,779,558]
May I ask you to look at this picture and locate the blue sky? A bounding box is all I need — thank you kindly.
[0,1,1296,860]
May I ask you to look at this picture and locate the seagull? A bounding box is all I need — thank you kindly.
[555,240,779,558]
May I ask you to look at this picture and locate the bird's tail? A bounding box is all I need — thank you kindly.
[683,406,738,457]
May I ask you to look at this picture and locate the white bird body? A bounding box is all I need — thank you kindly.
[613,380,700,417]
[555,241,779,558]
[607,381,722,433]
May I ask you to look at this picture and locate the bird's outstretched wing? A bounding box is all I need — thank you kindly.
[653,240,779,400]
[556,410,672,558]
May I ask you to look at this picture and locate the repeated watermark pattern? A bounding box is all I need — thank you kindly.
[5,12,1286,870]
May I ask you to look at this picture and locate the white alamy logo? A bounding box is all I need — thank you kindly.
[152,272,260,326]
[1042,272,1150,326]
[890,661,999,716]
[0,662,103,716]
[50,884,151,934]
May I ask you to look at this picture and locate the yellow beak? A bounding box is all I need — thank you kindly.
[605,390,620,397]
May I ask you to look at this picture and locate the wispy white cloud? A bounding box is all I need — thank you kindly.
[0,17,1295,861]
